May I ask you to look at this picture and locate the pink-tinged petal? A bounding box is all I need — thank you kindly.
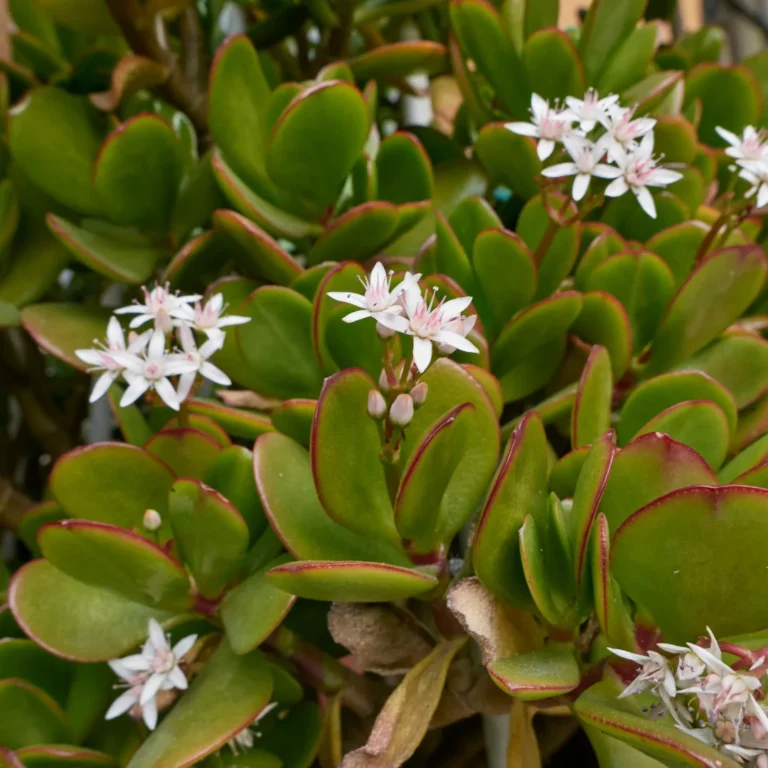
[128,329,153,354]
[148,330,167,360]
[110,350,145,374]
[463,314,477,334]
[715,126,740,146]
[140,672,166,706]
[369,261,387,286]
[121,377,150,407]
[572,173,591,201]
[531,93,548,120]
[390,271,422,299]
[128,314,154,329]
[412,337,433,373]
[537,139,555,160]
[198,334,225,358]
[90,371,118,403]
[172,634,197,659]
[167,665,188,690]
[177,323,196,354]
[404,283,422,317]
[105,689,139,720]
[604,177,629,198]
[215,315,250,327]
[154,377,180,410]
[200,361,231,386]
[209,293,224,313]
[142,697,158,730]
[328,292,368,309]
[434,330,479,353]
[634,186,656,218]
[441,296,473,316]
[114,305,145,315]
[148,618,168,650]
[541,162,578,178]
[505,121,539,138]
[648,168,683,186]
[374,311,409,333]
[163,356,199,376]
[564,96,581,112]
[76,349,104,366]
[106,316,126,349]
[593,164,622,179]
[176,371,196,403]
[341,309,374,324]
[608,647,649,664]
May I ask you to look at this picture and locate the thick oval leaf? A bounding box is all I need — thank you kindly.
[498,335,567,403]
[236,287,324,399]
[188,398,274,442]
[311,369,398,545]
[0,639,73,707]
[9,87,103,215]
[251,700,321,768]
[572,291,632,379]
[168,480,249,599]
[39,521,191,610]
[20,303,112,371]
[572,346,612,450]
[254,432,409,565]
[220,554,296,655]
[618,371,737,444]
[647,245,767,375]
[145,429,222,480]
[0,679,70,749]
[489,646,581,701]
[50,444,174,529]
[9,560,179,661]
[266,561,437,602]
[394,403,475,554]
[93,115,182,230]
[598,432,716,535]
[348,41,447,80]
[326,305,382,380]
[473,413,547,609]
[126,641,273,768]
[645,222,707,288]
[597,22,659,94]
[270,399,316,447]
[376,132,434,205]
[518,516,564,626]
[720,433,768,485]
[523,29,584,99]
[266,82,369,207]
[549,447,588,500]
[612,486,768,641]
[14,745,117,766]
[474,124,540,200]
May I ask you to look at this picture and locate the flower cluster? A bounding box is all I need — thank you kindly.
[718,125,768,208]
[611,630,768,765]
[329,262,479,374]
[76,284,249,411]
[105,619,197,731]
[507,89,683,218]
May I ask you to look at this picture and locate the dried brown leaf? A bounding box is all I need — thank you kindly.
[215,388,282,410]
[507,698,542,768]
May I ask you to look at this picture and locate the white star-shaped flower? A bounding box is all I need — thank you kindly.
[716,125,768,162]
[564,88,619,131]
[505,93,575,160]
[114,282,201,334]
[541,135,621,201]
[603,106,656,163]
[175,324,231,402]
[179,292,251,339]
[737,159,768,209]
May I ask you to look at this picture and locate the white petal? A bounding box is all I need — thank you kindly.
[178,323,195,354]
[128,314,154,329]
[648,168,683,186]
[537,139,555,160]
[572,173,591,201]
[604,177,629,198]
[140,673,165,706]
[114,305,145,315]
[441,296,473,316]
[608,647,650,664]
[120,377,150,407]
[148,619,169,651]
[580,119,597,132]
[119,654,151,671]
[108,659,133,679]
[215,315,250,327]
[167,665,188,691]
[142,697,158,730]
[412,337,433,373]
[541,162,578,178]
[75,349,104,366]
[163,357,199,377]
[154,377,180,410]
[341,309,373,324]
[758,184,768,208]
[369,262,387,287]
[172,634,198,659]
[390,271,421,298]
[209,293,224,313]
[686,643,731,676]
[128,329,153,354]
[200,361,231,386]
[176,371,196,403]
[198,334,225,359]
[593,164,622,180]
[657,643,689,654]
[105,690,139,720]
[634,186,656,218]
[715,126,740,146]
[90,372,117,403]
[106,317,126,349]
[148,330,167,360]
[374,311,409,333]
[506,122,539,138]
[531,93,548,120]
[639,131,654,156]
[434,330,479,353]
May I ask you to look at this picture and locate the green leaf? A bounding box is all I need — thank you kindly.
[395,403,475,554]
[376,132,434,204]
[266,82,369,208]
[348,41,448,80]
[9,560,179,661]
[213,210,302,285]
[618,371,737,444]
[208,35,272,196]
[126,642,273,768]
[236,287,324,399]
[572,345,612,450]
[93,115,182,230]
[20,303,112,370]
[574,228,627,291]
[450,0,530,118]
[0,639,73,708]
[497,335,567,403]
[489,646,581,701]
[647,245,767,375]
[473,413,547,609]
[579,0,647,85]
[9,87,104,215]
[598,432,716,535]
[684,64,761,147]
[612,485,768,641]
[50,443,175,530]
[719,433,768,484]
[549,447,588,499]
[220,554,295,655]
[572,291,632,379]
[597,23,658,94]
[325,305,382,380]
[267,561,437,602]
[254,701,322,768]
[474,124,540,200]
[636,400,729,470]
[38,521,191,610]
[0,680,70,749]
[168,479,249,599]
[523,29,584,100]
[145,429,222,480]
[270,399,316,447]
[254,432,410,565]
[518,515,565,626]
[188,398,275,442]
[13,745,117,766]
[652,115,698,164]
[311,369,398,545]
[645,222,707,287]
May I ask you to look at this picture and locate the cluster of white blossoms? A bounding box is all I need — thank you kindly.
[718,125,768,208]
[329,262,479,373]
[105,619,197,730]
[76,284,249,411]
[506,89,683,219]
[611,630,768,765]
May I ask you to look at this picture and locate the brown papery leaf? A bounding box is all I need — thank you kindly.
[340,637,467,768]
[446,577,543,665]
[216,388,282,410]
[328,603,435,675]
[507,698,542,768]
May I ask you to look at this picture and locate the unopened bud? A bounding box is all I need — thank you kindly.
[143,509,162,531]
[376,321,397,340]
[389,394,414,427]
[367,390,387,420]
[410,382,428,406]
[378,368,391,393]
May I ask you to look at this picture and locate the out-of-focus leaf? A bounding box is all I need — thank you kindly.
[523,29,584,100]
[474,124,540,200]
[348,42,448,80]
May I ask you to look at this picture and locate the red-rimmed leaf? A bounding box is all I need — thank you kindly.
[518,515,564,626]
[348,41,448,80]
[162,231,229,290]
[572,345,612,450]
[489,646,581,701]
[474,124,540,200]
[266,561,437,602]
[145,428,222,480]
[645,221,707,287]
[549,447,589,500]
[0,679,70,749]
[270,399,316,447]
[187,398,274,441]
[376,132,434,204]
[0,747,22,768]
[15,745,117,766]
[523,28,584,99]
[0,639,73,708]
[720,433,768,485]
[572,291,632,379]
[89,55,168,112]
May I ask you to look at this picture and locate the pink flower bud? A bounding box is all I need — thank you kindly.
[367,390,387,420]
[389,394,414,427]
[376,321,397,340]
[410,382,428,406]
[378,368,390,393]
[143,508,162,531]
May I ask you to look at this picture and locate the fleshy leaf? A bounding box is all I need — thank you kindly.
[348,41,448,80]
[489,646,581,701]
[145,429,222,480]
[572,345,612,450]
[270,399,316,447]
[572,291,632,379]
[474,124,540,200]
[523,29,584,99]
[0,679,70,749]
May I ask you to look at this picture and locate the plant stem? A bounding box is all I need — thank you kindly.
[694,211,729,264]
[178,401,190,429]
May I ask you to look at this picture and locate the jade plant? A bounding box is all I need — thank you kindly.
[6,0,768,766]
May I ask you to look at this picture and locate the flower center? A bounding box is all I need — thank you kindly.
[144,360,163,380]
[151,647,176,674]
[626,158,655,187]
[540,114,566,140]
